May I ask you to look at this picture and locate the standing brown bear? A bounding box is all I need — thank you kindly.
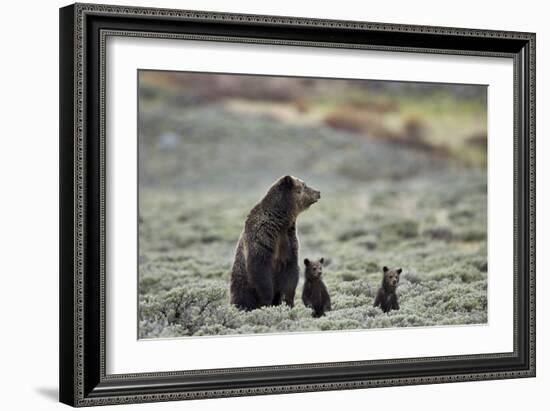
[373,266,402,313]
[230,175,321,310]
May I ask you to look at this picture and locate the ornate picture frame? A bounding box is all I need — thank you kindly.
[59,3,535,407]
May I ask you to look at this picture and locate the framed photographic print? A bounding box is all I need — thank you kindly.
[59,3,536,407]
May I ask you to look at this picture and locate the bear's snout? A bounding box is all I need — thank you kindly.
[304,188,321,207]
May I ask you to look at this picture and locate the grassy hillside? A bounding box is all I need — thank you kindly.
[138,73,487,338]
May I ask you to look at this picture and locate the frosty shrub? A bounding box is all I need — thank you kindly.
[137,91,488,338]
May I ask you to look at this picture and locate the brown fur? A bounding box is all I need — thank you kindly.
[373,266,402,313]
[230,176,320,310]
[302,258,331,317]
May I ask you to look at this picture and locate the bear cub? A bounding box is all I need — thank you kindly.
[302,258,331,318]
[373,266,402,313]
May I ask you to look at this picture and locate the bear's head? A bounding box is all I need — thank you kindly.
[304,257,324,280]
[277,175,321,215]
[382,266,402,290]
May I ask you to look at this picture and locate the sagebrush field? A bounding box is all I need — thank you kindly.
[138,72,488,338]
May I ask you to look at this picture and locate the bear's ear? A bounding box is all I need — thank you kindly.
[383,266,389,273]
[319,257,325,265]
[397,268,402,274]
[280,175,294,189]
[304,258,310,266]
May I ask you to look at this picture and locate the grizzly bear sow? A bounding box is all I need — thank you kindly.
[230,176,320,310]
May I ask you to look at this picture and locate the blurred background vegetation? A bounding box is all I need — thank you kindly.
[138,71,487,338]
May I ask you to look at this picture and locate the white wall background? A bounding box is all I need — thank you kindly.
[0,0,545,409]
